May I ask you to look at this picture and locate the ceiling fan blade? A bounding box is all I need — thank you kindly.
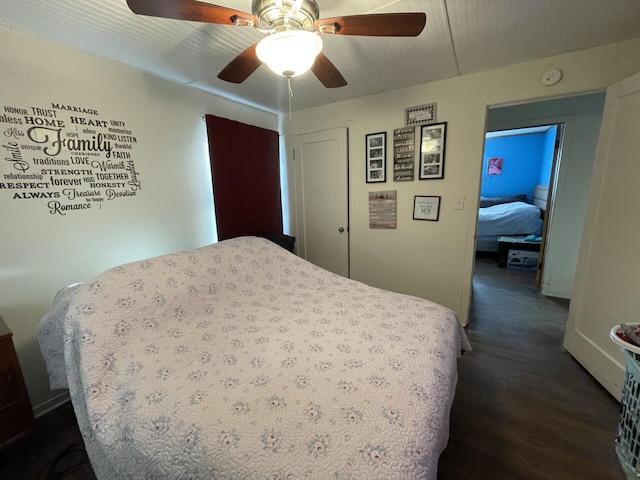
[311,53,347,88]
[126,0,257,26]
[217,44,262,84]
[315,13,426,37]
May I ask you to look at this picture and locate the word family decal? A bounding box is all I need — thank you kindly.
[1,103,142,215]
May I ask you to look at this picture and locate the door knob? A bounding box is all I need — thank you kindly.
[338,227,345,233]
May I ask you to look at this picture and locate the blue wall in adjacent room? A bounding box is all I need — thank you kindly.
[482,131,553,203]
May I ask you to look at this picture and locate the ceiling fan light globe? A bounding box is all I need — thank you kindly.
[256,30,322,77]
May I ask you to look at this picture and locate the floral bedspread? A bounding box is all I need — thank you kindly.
[38,236,470,479]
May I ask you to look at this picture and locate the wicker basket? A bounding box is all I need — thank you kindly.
[615,348,640,479]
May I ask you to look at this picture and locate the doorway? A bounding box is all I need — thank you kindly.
[477,123,564,288]
[474,92,606,300]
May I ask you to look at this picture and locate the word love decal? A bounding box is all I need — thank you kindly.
[1,103,142,215]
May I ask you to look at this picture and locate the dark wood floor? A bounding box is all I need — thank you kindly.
[438,255,625,479]
[0,256,626,479]
[0,401,95,480]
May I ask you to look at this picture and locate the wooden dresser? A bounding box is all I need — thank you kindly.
[0,315,34,449]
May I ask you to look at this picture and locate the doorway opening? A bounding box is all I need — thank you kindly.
[475,123,564,288]
[472,91,606,302]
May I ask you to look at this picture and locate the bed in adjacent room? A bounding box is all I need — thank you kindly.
[38,236,470,480]
[476,193,544,252]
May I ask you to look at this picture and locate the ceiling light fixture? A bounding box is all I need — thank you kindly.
[256,30,323,78]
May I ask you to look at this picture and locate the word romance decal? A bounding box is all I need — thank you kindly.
[1,102,142,215]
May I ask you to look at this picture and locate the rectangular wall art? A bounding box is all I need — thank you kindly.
[369,190,397,229]
[419,122,447,180]
[393,127,415,181]
[405,103,437,127]
[413,195,441,221]
[366,132,387,183]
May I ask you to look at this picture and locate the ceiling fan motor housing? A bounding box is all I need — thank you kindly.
[252,0,319,31]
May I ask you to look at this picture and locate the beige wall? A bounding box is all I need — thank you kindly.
[0,25,277,414]
[286,38,640,324]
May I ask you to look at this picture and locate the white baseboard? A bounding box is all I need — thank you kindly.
[33,391,71,418]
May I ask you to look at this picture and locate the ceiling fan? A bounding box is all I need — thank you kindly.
[126,0,426,88]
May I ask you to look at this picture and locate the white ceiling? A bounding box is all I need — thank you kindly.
[2,0,640,114]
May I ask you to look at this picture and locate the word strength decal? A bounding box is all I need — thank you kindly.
[1,103,142,215]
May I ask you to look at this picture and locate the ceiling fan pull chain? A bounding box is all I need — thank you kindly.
[288,77,294,122]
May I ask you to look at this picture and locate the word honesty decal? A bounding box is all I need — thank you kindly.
[1,104,142,215]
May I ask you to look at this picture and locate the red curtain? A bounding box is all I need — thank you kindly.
[205,115,282,241]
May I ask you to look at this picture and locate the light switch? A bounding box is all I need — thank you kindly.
[454,196,465,210]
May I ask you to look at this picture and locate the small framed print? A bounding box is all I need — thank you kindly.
[405,103,437,127]
[419,122,447,180]
[366,132,387,183]
[413,195,441,221]
[487,157,503,175]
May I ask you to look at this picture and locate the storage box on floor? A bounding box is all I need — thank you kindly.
[497,236,541,268]
[507,249,539,270]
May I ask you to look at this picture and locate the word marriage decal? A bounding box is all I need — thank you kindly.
[1,102,142,215]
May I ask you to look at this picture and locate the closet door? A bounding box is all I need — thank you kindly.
[206,115,281,240]
[293,127,349,277]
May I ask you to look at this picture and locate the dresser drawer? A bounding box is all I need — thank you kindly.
[0,339,12,373]
[0,370,20,406]
[0,399,33,446]
[0,318,34,450]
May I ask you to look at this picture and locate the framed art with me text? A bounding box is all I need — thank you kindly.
[413,195,441,221]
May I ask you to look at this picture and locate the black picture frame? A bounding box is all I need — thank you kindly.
[419,122,447,180]
[366,132,387,183]
[413,195,441,221]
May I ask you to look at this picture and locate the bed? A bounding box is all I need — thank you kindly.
[476,194,544,252]
[38,236,470,479]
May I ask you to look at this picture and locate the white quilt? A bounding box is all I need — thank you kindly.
[38,237,470,479]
